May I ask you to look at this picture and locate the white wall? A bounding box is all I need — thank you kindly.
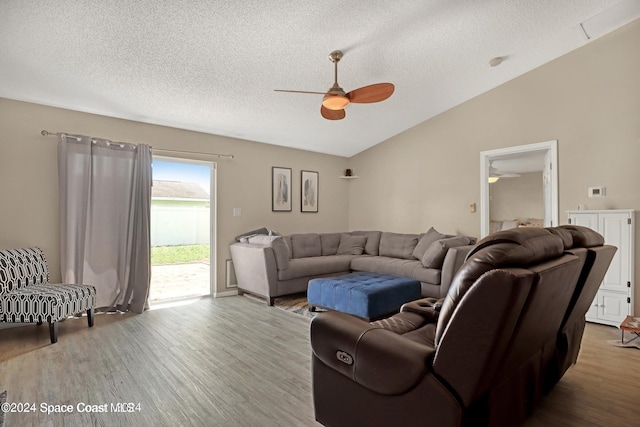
[490,172,544,222]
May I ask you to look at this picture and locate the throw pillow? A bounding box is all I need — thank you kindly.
[336,234,368,255]
[234,227,269,242]
[412,227,448,260]
[246,235,276,245]
[422,236,472,269]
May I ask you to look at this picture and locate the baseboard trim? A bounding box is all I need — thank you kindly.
[214,289,239,298]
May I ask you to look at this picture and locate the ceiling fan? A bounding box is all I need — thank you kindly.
[489,162,521,183]
[274,50,394,120]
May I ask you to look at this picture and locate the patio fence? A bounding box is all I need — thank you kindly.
[151,205,210,246]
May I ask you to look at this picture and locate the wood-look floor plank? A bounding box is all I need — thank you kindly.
[0,296,318,427]
[1,296,639,426]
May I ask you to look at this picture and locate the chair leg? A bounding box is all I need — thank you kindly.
[87,308,94,327]
[37,320,43,326]
[49,321,58,344]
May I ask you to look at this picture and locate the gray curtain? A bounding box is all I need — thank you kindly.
[58,133,151,313]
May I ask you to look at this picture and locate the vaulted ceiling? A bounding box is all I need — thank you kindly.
[1,1,638,157]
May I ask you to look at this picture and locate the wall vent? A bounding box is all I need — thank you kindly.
[225,259,237,288]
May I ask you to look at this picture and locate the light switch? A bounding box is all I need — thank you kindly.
[233,208,242,217]
[470,202,476,213]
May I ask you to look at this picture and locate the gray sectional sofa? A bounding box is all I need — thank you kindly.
[229,228,476,305]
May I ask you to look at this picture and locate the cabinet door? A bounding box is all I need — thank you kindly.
[598,291,629,324]
[599,213,631,293]
[569,213,599,229]
[585,295,598,321]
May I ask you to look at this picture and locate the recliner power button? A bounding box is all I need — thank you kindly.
[336,350,353,365]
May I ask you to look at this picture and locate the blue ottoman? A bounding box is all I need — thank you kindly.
[307,272,421,320]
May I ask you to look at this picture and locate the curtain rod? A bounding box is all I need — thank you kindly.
[40,130,235,159]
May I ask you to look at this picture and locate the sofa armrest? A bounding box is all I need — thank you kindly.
[229,243,278,296]
[439,244,474,298]
[310,311,435,395]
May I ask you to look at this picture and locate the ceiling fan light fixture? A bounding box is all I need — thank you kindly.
[488,176,500,183]
[322,94,350,110]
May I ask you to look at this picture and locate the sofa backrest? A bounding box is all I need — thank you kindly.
[431,266,536,407]
[0,247,50,294]
[435,228,565,345]
[431,228,583,406]
[378,232,419,259]
[551,225,610,328]
[289,233,322,258]
[319,233,342,256]
[351,231,382,256]
[547,225,617,383]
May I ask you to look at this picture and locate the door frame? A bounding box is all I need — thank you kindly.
[152,155,217,297]
[480,140,558,237]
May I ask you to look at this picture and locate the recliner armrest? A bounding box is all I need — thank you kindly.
[310,311,435,395]
[401,297,443,322]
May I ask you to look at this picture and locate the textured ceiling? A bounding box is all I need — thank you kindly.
[1,1,638,157]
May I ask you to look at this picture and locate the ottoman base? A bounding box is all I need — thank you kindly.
[307,272,421,321]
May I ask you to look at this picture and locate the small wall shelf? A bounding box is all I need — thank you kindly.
[339,175,359,179]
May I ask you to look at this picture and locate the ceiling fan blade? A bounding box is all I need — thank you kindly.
[274,89,326,95]
[321,105,345,120]
[347,83,395,104]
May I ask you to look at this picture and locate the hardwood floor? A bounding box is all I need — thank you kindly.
[1,296,639,426]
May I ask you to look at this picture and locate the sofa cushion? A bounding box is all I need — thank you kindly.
[336,234,368,255]
[351,256,441,285]
[320,233,343,256]
[352,231,382,256]
[421,236,472,269]
[278,255,355,281]
[290,233,321,258]
[412,227,449,260]
[379,232,419,260]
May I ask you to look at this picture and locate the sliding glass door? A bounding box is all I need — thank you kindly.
[149,157,215,303]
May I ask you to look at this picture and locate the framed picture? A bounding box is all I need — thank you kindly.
[272,166,292,211]
[301,170,319,213]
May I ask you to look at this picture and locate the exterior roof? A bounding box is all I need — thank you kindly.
[152,180,209,200]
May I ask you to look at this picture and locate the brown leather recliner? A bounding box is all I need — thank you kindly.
[546,225,616,389]
[310,226,615,427]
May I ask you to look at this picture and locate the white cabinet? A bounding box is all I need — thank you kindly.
[567,209,634,327]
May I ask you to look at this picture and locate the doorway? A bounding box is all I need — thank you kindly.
[480,140,558,237]
[149,157,215,303]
